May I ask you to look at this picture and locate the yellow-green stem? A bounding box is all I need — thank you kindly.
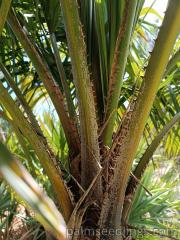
[122,112,180,224]
[60,0,102,196]
[0,81,73,222]
[7,9,80,157]
[0,0,11,35]
[103,0,138,146]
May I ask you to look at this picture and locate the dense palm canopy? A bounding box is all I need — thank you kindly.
[0,0,179,239]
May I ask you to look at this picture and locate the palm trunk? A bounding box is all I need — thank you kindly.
[99,1,180,239]
[0,0,179,239]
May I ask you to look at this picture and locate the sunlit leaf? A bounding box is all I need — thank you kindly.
[0,142,67,240]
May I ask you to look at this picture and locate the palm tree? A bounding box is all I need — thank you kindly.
[0,0,179,239]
